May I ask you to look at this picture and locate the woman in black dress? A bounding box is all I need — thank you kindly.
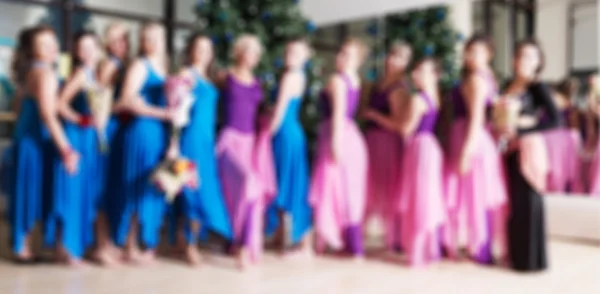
[501,40,560,272]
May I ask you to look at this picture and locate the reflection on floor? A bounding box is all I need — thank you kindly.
[0,240,598,294]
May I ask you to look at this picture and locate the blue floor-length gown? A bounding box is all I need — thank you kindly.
[44,69,103,257]
[172,69,232,243]
[7,97,49,255]
[107,59,167,249]
[266,97,312,245]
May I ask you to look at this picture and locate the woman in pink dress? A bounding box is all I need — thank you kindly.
[544,79,583,193]
[217,35,276,269]
[369,57,446,266]
[363,41,411,251]
[310,39,368,260]
[444,34,508,264]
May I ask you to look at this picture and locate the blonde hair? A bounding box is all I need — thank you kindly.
[232,34,262,61]
[343,38,369,64]
[104,22,127,45]
[139,22,166,56]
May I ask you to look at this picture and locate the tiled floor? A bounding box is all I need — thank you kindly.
[0,240,598,294]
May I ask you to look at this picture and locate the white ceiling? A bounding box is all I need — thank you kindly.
[299,0,459,26]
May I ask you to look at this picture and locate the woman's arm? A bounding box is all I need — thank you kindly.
[518,83,560,135]
[116,60,171,120]
[58,68,87,124]
[330,74,347,163]
[364,88,405,132]
[397,93,427,138]
[461,75,488,158]
[269,71,301,135]
[35,69,79,173]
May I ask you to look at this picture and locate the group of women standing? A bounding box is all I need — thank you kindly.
[3,20,573,273]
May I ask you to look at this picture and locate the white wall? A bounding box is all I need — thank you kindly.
[537,0,569,80]
[572,1,598,70]
[537,0,599,80]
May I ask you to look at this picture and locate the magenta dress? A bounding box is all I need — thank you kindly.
[398,92,446,267]
[365,82,404,250]
[444,72,508,263]
[309,74,368,255]
[544,109,583,193]
[216,75,276,263]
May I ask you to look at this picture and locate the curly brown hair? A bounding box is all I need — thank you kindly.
[11,25,54,86]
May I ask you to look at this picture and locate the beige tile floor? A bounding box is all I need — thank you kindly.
[0,240,598,294]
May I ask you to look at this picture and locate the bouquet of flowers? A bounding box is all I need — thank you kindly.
[492,97,522,151]
[151,76,198,202]
[151,158,199,203]
[165,76,195,131]
[84,82,114,153]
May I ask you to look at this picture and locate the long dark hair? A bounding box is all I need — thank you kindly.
[513,38,545,78]
[460,33,494,79]
[411,57,441,100]
[71,30,100,69]
[11,25,54,87]
[183,32,216,80]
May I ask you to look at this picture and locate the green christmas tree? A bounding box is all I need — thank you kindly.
[195,0,323,152]
[384,6,461,91]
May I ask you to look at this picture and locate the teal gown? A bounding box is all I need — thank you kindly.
[266,96,312,245]
[171,69,232,243]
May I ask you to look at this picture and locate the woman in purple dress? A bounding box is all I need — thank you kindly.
[217,35,276,270]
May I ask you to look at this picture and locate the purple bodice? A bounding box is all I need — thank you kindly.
[367,81,404,128]
[416,92,439,134]
[452,71,497,119]
[223,74,263,133]
[321,74,360,119]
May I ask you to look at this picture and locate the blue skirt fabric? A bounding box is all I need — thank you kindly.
[172,135,232,244]
[106,117,167,249]
[266,118,312,245]
[42,122,89,258]
[7,137,45,255]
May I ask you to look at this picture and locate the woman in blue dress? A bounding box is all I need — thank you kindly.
[265,38,313,257]
[8,26,80,264]
[109,22,171,265]
[168,33,232,265]
[58,31,117,265]
[94,22,130,265]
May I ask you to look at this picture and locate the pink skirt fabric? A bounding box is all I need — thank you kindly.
[398,134,446,266]
[217,127,276,263]
[588,140,600,197]
[309,119,368,250]
[543,128,583,193]
[444,119,508,257]
[365,128,402,249]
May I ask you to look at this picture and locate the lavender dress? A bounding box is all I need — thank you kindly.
[398,92,446,266]
[309,74,368,255]
[216,74,276,263]
[444,71,508,264]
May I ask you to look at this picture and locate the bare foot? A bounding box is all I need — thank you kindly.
[123,247,143,264]
[93,247,120,267]
[137,250,157,266]
[237,247,251,271]
[283,247,314,262]
[184,246,202,267]
[352,255,365,264]
[14,247,34,262]
[56,247,86,268]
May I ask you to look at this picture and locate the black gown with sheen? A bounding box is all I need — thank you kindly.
[504,82,560,272]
